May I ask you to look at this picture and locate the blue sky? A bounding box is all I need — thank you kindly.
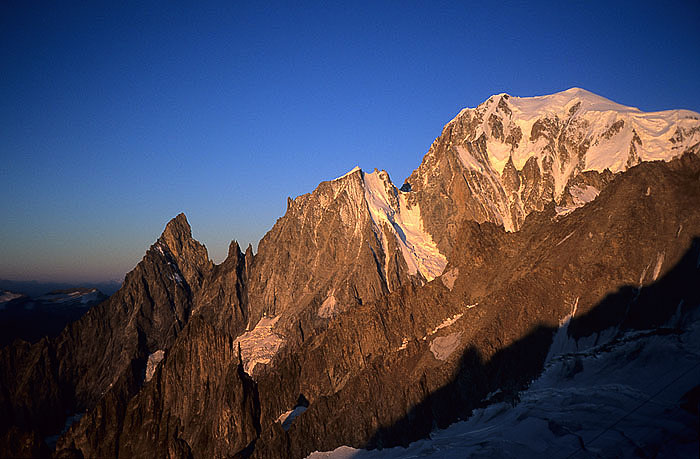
[2,1,699,283]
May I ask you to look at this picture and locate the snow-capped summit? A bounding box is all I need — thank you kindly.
[333,165,362,181]
[445,87,699,175]
[405,88,700,254]
[510,87,641,114]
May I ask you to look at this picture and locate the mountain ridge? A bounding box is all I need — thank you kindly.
[1,88,698,458]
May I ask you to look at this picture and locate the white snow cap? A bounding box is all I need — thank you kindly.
[450,87,700,176]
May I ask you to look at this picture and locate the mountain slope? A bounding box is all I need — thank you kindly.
[56,153,700,459]
[253,153,700,457]
[244,167,446,370]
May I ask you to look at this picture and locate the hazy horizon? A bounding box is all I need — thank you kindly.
[2,1,700,283]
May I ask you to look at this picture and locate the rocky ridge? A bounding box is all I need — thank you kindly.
[246,166,446,346]
[0,213,213,456]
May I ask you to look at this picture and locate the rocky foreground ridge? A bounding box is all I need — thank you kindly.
[1,89,699,458]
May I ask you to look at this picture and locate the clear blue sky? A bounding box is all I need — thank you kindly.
[2,0,699,283]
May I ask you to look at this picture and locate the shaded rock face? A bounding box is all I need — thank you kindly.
[56,240,254,458]
[192,241,250,338]
[0,213,213,455]
[59,318,260,458]
[405,88,700,256]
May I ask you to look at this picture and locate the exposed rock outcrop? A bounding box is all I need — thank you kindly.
[0,213,212,455]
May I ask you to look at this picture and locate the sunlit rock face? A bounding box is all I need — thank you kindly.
[246,166,446,349]
[405,87,700,256]
[256,153,700,458]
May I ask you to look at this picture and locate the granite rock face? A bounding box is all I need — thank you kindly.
[0,213,212,455]
[246,166,445,346]
[59,317,260,458]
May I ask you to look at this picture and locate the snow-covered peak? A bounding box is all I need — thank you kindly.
[0,290,23,301]
[444,87,700,177]
[508,87,641,118]
[410,88,700,234]
[36,288,104,305]
[0,290,24,306]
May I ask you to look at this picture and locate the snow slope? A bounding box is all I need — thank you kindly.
[362,170,447,281]
[309,307,700,458]
[234,316,286,374]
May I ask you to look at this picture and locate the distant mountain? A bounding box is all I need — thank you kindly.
[0,288,108,347]
[1,89,698,458]
[0,279,121,297]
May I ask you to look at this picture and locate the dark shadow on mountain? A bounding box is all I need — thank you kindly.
[0,279,121,297]
[363,237,700,451]
[0,291,109,348]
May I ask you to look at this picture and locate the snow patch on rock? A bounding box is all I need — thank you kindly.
[234,316,285,374]
[319,292,338,318]
[276,404,308,431]
[397,337,409,351]
[430,332,462,361]
[429,313,464,336]
[556,231,575,246]
[556,185,601,216]
[441,268,459,291]
[545,297,578,364]
[145,350,165,382]
[652,251,665,281]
